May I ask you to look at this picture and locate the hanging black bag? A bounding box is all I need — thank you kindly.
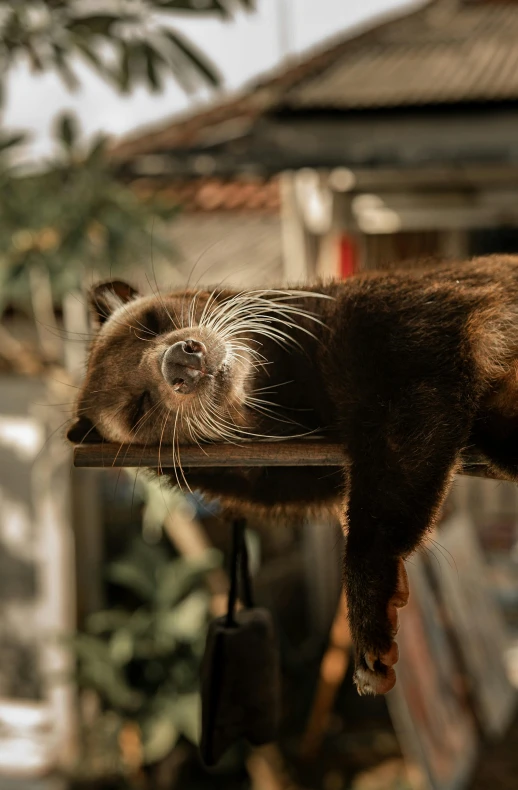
[199,518,281,767]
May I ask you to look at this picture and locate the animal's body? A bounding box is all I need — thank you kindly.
[68,255,518,695]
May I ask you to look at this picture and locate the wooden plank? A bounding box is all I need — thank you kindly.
[73,441,502,480]
[74,440,344,468]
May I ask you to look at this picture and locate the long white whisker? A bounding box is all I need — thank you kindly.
[174,406,194,494]
[157,406,170,479]
[244,401,309,429]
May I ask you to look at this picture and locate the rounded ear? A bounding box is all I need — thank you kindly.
[66,416,103,444]
[89,280,139,326]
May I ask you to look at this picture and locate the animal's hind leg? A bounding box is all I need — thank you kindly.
[472,367,518,479]
[470,409,518,479]
[345,451,462,695]
[343,389,471,695]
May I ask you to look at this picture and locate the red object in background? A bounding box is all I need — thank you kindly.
[339,236,357,278]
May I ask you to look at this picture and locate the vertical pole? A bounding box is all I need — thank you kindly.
[277,0,292,64]
[280,172,314,283]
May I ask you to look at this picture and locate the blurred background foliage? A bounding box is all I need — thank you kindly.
[72,535,221,778]
[0,0,254,323]
[0,0,254,100]
[0,2,256,784]
[0,116,177,315]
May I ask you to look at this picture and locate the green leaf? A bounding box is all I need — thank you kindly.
[73,36,104,72]
[143,44,163,92]
[86,609,132,634]
[129,537,170,577]
[140,476,189,537]
[142,713,179,764]
[57,113,78,150]
[107,559,156,601]
[109,629,134,666]
[85,134,108,168]
[81,661,143,712]
[158,0,220,9]
[51,44,79,90]
[163,29,220,88]
[150,0,229,12]
[155,550,222,607]
[71,632,112,662]
[157,590,210,642]
[71,635,143,711]
[127,608,155,637]
[118,41,131,92]
[169,693,201,744]
[0,132,27,154]
[68,14,120,37]
[159,0,254,12]
[141,690,201,762]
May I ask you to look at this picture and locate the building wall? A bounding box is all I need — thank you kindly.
[156,213,284,290]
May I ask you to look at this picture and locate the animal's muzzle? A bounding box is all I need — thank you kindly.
[161,339,208,394]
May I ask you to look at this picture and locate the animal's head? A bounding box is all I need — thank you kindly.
[67,280,323,448]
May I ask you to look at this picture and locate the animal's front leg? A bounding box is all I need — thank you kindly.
[342,398,470,695]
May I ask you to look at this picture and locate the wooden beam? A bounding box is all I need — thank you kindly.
[74,440,343,468]
[73,441,500,480]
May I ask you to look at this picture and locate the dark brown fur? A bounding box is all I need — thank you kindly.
[68,255,518,694]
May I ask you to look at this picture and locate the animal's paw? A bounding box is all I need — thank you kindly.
[353,559,409,696]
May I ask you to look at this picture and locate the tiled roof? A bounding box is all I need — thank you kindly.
[132,176,280,213]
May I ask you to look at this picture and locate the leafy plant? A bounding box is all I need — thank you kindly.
[0,0,256,351]
[0,0,255,101]
[0,112,177,314]
[72,536,222,770]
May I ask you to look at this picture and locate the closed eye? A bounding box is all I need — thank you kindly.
[131,391,153,429]
[141,308,170,337]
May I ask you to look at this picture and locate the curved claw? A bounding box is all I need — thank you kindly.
[354,559,409,696]
[355,664,397,696]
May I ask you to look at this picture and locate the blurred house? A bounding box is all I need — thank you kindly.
[129,175,285,289]
[111,0,518,282]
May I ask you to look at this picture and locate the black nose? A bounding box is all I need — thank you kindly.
[161,339,207,393]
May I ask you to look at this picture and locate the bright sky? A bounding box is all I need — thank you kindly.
[3,0,419,162]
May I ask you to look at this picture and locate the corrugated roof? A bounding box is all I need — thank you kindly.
[282,0,518,109]
[110,1,429,162]
[111,0,518,164]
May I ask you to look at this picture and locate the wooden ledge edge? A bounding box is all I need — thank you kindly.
[72,441,503,480]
